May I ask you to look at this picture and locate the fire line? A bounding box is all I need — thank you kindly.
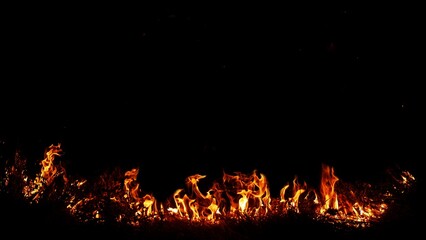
[1,143,416,229]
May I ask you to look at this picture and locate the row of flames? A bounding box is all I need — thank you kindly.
[1,144,416,228]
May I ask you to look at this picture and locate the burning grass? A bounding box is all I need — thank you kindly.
[0,143,418,239]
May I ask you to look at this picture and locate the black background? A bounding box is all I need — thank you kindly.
[2,3,423,201]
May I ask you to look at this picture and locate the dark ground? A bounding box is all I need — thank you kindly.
[1,3,424,239]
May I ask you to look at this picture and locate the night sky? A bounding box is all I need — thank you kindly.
[2,3,422,200]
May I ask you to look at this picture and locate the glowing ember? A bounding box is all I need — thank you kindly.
[0,143,416,229]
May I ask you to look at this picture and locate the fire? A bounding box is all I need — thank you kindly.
[123,168,158,219]
[0,143,416,229]
[280,175,309,213]
[22,143,68,203]
[221,170,271,217]
[319,164,339,214]
[168,174,218,221]
[168,170,271,222]
[315,163,400,225]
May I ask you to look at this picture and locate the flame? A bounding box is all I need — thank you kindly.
[21,143,68,203]
[319,164,339,214]
[316,164,395,224]
[1,143,416,229]
[221,170,271,217]
[168,174,219,221]
[280,175,308,213]
[167,170,271,221]
[169,176,206,221]
[123,168,158,219]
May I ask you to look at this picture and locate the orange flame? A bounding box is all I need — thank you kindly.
[169,174,219,221]
[319,164,339,214]
[222,170,271,217]
[22,143,68,202]
[123,168,158,219]
[280,175,307,213]
[2,143,416,228]
[168,170,271,221]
